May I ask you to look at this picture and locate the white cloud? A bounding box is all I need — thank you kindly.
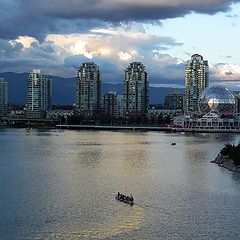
[118,51,132,61]
[210,63,240,80]
[15,36,38,48]
[44,23,181,64]
[2,21,240,85]
[0,23,187,83]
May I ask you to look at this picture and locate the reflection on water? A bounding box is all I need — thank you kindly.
[76,148,103,168]
[0,129,240,239]
[25,205,143,240]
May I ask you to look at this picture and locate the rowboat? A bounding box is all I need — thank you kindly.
[115,194,134,205]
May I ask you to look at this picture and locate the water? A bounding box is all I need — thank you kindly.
[0,129,240,240]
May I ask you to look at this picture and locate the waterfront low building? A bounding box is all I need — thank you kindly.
[148,108,182,117]
[46,110,74,120]
[174,115,240,131]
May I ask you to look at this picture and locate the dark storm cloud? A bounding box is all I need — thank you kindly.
[0,38,55,59]
[225,71,233,75]
[0,58,40,68]
[34,0,239,21]
[0,0,107,40]
[226,14,239,17]
[0,0,239,40]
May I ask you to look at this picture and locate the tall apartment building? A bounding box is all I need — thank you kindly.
[103,91,117,117]
[116,95,124,118]
[123,62,149,117]
[26,69,51,118]
[185,54,209,113]
[76,62,101,116]
[165,92,184,110]
[102,91,124,118]
[0,78,8,117]
[233,91,240,113]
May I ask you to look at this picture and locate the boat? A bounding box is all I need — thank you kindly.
[115,193,134,205]
[171,142,176,145]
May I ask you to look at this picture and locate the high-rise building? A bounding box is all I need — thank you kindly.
[0,78,8,117]
[102,91,124,118]
[185,54,209,113]
[123,62,149,117]
[116,94,124,118]
[165,92,184,110]
[76,62,101,116]
[26,69,52,118]
[103,91,117,117]
[233,91,240,113]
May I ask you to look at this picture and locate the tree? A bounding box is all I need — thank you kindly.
[220,143,234,156]
[220,143,240,166]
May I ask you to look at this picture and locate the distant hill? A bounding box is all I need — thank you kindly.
[0,72,28,104]
[0,72,184,104]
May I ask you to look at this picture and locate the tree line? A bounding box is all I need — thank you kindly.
[65,113,172,126]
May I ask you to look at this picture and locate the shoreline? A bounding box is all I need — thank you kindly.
[211,154,240,173]
[56,124,240,133]
[2,123,240,133]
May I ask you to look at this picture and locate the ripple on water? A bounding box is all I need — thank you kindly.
[23,205,144,239]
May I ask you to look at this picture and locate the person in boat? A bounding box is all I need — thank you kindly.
[130,194,134,202]
[116,193,134,203]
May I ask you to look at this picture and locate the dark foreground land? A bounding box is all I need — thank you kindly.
[212,143,240,172]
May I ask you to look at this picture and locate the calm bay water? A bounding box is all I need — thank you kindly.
[0,128,240,240]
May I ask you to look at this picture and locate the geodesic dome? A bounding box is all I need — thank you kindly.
[199,85,235,115]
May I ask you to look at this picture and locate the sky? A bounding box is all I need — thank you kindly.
[1,0,240,88]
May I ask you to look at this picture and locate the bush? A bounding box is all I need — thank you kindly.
[220,143,240,166]
[220,143,234,156]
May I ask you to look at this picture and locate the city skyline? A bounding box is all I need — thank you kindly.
[0,1,240,90]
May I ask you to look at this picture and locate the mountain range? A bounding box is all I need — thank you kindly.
[0,72,184,105]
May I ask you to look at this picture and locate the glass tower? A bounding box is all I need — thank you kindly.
[185,54,209,113]
[123,62,149,117]
[27,69,52,118]
[0,78,8,117]
[76,62,101,116]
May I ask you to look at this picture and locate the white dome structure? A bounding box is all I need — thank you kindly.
[199,85,235,116]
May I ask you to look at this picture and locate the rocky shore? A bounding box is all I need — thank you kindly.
[211,154,240,172]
